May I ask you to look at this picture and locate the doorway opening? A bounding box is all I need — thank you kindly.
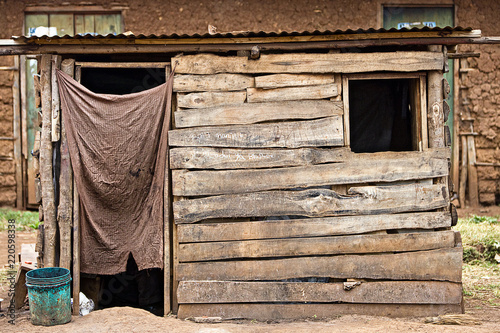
[78,64,169,316]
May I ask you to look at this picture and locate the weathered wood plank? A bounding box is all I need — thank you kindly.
[178,230,455,262]
[72,64,81,316]
[177,248,462,282]
[427,70,445,148]
[57,58,74,271]
[177,303,463,320]
[169,116,343,148]
[50,55,61,142]
[173,52,444,74]
[255,73,335,88]
[40,54,56,267]
[459,136,467,208]
[177,91,246,109]
[173,74,254,92]
[246,84,338,103]
[170,147,348,169]
[170,147,450,170]
[177,211,453,243]
[173,184,448,224]
[12,56,23,208]
[172,156,449,196]
[174,100,342,128]
[467,136,479,207]
[177,281,462,304]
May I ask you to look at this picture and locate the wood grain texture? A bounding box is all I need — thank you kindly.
[50,55,61,142]
[177,211,453,243]
[177,90,246,108]
[169,116,343,148]
[427,70,445,148]
[177,280,462,304]
[173,73,254,92]
[170,147,450,170]
[177,303,463,320]
[173,184,449,223]
[174,100,343,128]
[459,136,467,208]
[173,52,444,74]
[72,64,81,315]
[57,59,74,270]
[172,156,449,196]
[177,247,462,282]
[246,84,338,103]
[177,230,455,262]
[40,54,56,267]
[164,66,172,316]
[467,136,479,206]
[255,73,335,88]
[12,56,23,208]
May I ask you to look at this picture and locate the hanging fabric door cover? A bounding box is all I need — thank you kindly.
[56,69,173,275]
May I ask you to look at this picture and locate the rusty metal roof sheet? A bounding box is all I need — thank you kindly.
[13,26,477,43]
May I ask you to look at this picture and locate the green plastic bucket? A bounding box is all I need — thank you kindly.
[26,267,72,326]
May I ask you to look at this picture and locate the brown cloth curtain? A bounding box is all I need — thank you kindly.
[56,69,173,275]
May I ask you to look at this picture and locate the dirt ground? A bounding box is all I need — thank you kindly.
[0,207,499,332]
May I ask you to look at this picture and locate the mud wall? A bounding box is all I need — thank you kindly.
[0,54,16,206]
[456,0,500,205]
[0,0,498,207]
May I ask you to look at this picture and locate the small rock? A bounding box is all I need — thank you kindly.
[193,316,222,323]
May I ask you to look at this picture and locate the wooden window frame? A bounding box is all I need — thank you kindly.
[23,8,124,37]
[342,72,428,152]
[377,2,456,29]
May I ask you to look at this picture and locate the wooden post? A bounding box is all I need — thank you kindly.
[427,72,445,148]
[171,90,180,314]
[164,65,171,316]
[12,56,23,208]
[427,45,445,149]
[452,58,460,200]
[467,136,479,206]
[40,54,56,267]
[58,59,74,270]
[72,64,81,316]
[20,55,28,159]
[459,136,467,208]
[51,55,62,142]
[342,75,350,147]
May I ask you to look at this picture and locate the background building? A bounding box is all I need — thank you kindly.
[0,0,499,208]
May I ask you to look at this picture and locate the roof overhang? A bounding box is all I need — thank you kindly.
[1,27,498,56]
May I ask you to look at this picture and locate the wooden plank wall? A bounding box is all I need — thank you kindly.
[169,51,461,319]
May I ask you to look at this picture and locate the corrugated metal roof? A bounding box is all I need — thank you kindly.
[14,26,476,43]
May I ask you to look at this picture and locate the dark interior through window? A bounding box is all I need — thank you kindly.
[349,78,414,153]
[81,68,166,95]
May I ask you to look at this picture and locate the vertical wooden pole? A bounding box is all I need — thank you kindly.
[420,76,428,150]
[459,136,468,208]
[427,45,445,149]
[40,54,56,267]
[12,56,23,208]
[20,55,28,208]
[427,71,445,148]
[51,56,62,142]
[342,75,350,147]
[467,136,479,206]
[20,55,27,159]
[171,90,179,314]
[163,65,171,316]
[72,64,81,316]
[58,58,74,271]
[452,58,460,199]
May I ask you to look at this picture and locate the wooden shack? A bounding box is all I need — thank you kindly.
[2,27,487,320]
